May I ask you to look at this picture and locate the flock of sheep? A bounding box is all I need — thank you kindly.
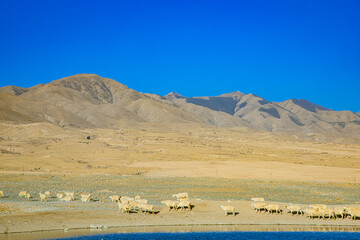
[1,190,359,220]
[248,197,360,221]
[0,190,193,215]
[108,192,192,214]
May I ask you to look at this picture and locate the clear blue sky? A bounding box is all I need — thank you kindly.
[0,0,359,112]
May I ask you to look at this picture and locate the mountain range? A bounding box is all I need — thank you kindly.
[1,73,359,138]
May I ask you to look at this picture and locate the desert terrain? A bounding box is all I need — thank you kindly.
[0,74,360,238]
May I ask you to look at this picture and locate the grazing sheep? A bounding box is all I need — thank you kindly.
[0,191,3,198]
[285,205,302,215]
[265,204,282,215]
[221,205,235,216]
[304,208,321,219]
[172,192,189,200]
[56,193,64,200]
[334,207,346,219]
[109,195,120,202]
[319,208,335,220]
[140,204,155,215]
[25,193,31,201]
[251,197,265,202]
[349,209,360,220]
[310,204,327,210]
[65,192,74,200]
[129,201,142,211]
[344,207,360,220]
[161,200,178,211]
[39,193,47,202]
[251,202,267,213]
[62,195,72,202]
[80,194,91,202]
[19,191,27,198]
[117,202,130,214]
[177,200,191,211]
[344,207,360,214]
[44,191,51,197]
[120,196,134,204]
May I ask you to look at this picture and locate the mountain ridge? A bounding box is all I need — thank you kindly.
[1,73,359,138]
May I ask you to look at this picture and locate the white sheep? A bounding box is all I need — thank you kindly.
[109,195,120,202]
[62,195,72,202]
[19,191,27,198]
[134,195,141,200]
[39,192,47,202]
[172,192,189,200]
[65,191,74,200]
[177,200,191,211]
[251,202,267,213]
[0,191,3,198]
[44,191,51,197]
[117,202,130,214]
[140,203,155,215]
[285,205,302,215]
[161,200,178,211]
[319,208,335,219]
[81,194,91,202]
[220,205,235,216]
[304,208,321,219]
[129,201,142,211]
[265,204,281,215]
[56,193,64,200]
[334,207,345,219]
[25,193,31,201]
[251,197,265,202]
[120,196,134,204]
[349,209,360,220]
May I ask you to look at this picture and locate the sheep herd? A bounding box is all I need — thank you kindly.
[248,197,360,220]
[0,190,193,215]
[1,190,359,220]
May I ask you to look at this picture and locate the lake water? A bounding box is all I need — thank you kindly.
[2,225,360,240]
[57,231,360,240]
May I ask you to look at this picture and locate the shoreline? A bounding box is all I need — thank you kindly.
[1,223,360,240]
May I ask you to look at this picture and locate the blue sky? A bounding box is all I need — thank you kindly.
[0,0,359,112]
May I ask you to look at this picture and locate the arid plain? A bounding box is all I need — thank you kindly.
[0,74,360,237]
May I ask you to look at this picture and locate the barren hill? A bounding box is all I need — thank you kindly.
[165,91,360,137]
[0,74,204,128]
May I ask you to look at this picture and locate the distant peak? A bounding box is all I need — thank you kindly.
[218,91,245,98]
[65,73,102,78]
[50,73,114,104]
[164,92,185,99]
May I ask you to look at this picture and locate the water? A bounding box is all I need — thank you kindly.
[56,231,360,240]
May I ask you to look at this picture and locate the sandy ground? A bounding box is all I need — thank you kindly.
[0,174,359,239]
[1,199,360,239]
[130,160,360,183]
[0,123,360,238]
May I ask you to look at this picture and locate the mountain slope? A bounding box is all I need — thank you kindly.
[165,91,360,136]
[1,73,359,138]
[1,74,205,128]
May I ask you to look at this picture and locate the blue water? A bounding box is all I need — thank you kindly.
[57,231,360,240]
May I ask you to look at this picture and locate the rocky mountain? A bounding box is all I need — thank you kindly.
[1,73,359,138]
[0,74,203,128]
[164,91,360,136]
